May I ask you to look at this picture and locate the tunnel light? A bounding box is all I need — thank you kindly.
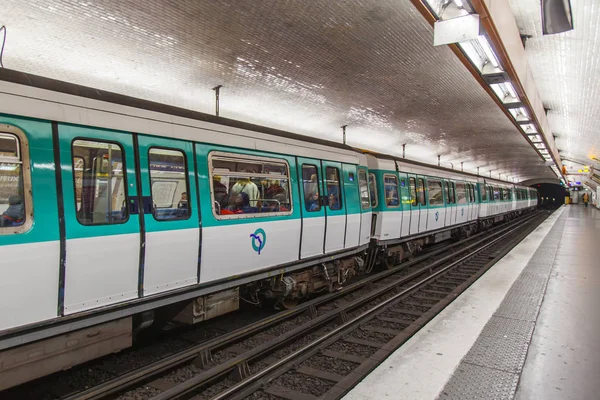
[534,142,546,150]
[490,83,520,104]
[521,123,538,134]
[504,82,518,99]
[477,35,500,68]
[527,134,543,142]
[458,41,486,72]
[509,107,530,122]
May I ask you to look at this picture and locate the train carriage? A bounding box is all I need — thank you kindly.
[0,69,536,389]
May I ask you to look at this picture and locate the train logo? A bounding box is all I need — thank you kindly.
[435,211,439,222]
[250,228,267,255]
[461,208,465,216]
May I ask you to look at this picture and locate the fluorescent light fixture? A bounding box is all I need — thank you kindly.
[454,0,464,7]
[477,35,500,68]
[534,142,546,150]
[490,83,520,103]
[521,123,538,133]
[509,107,530,122]
[505,82,518,99]
[458,41,486,72]
[527,134,543,142]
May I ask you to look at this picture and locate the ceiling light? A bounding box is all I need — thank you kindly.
[458,41,486,72]
[528,134,543,142]
[509,107,530,121]
[521,124,538,134]
[477,35,500,68]
[534,143,546,150]
[454,0,464,7]
[505,82,518,99]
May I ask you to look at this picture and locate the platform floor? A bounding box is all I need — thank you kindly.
[344,205,599,400]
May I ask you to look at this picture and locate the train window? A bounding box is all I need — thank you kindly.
[444,182,452,204]
[358,169,370,210]
[493,187,501,201]
[72,139,128,225]
[148,148,190,221]
[209,152,291,218]
[302,164,321,212]
[470,184,475,203]
[409,178,417,206]
[417,178,426,206]
[456,182,467,205]
[384,174,400,208]
[327,167,343,210]
[0,131,32,233]
[368,173,378,208]
[427,179,443,206]
[480,184,487,201]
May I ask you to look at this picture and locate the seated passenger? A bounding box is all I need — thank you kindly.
[386,188,399,206]
[223,192,249,214]
[306,193,320,211]
[328,193,340,210]
[213,176,228,204]
[1,195,24,226]
[177,192,188,209]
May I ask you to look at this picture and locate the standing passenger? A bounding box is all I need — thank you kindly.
[583,192,589,207]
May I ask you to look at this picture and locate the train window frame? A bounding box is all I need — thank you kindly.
[417,178,426,206]
[208,151,293,220]
[409,177,417,207]
[326,166,343,210]
[0,128,33,235]
[481,184,487,201]
[383,174,400,208]
[368,172,378,208]
[71,138,130,226]
[148,146,192,222]
[302,164,321,212]
[427,179,444,206]
[455,182,467,205]
[358,169,370,210]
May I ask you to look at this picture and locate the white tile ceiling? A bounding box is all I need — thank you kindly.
[1,0,555,181]
[509,0,600,170]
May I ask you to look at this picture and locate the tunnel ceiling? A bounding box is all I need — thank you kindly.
[509,0,600,174]
[2,0,555,182]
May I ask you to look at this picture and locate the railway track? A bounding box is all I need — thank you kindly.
[45,210,548,400]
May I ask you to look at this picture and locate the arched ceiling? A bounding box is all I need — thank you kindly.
[2,0,557,181]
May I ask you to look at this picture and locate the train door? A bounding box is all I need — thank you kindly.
[426,177,445,231]
[0,119,61,331]
[136,135,200,296]
[58,124,141,315]
[479,183,488,217]
[342,164,360,248]
[407,174,419,235]
[297,158,326,258]
[322,161,346,253]
[443,180,456,226]
[467,183,475,220]
[416,176,428,232]
[399,174,411,238]
[357,167,372,245]
[455,181,468,224]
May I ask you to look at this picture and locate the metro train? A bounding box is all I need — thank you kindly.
[0,69,537,389]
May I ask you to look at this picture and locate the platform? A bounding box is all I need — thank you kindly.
[344,205,600,400]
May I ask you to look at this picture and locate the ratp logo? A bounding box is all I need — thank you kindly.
[461,208,465,216]
[250,228,266,255]
[435,211,439,222]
